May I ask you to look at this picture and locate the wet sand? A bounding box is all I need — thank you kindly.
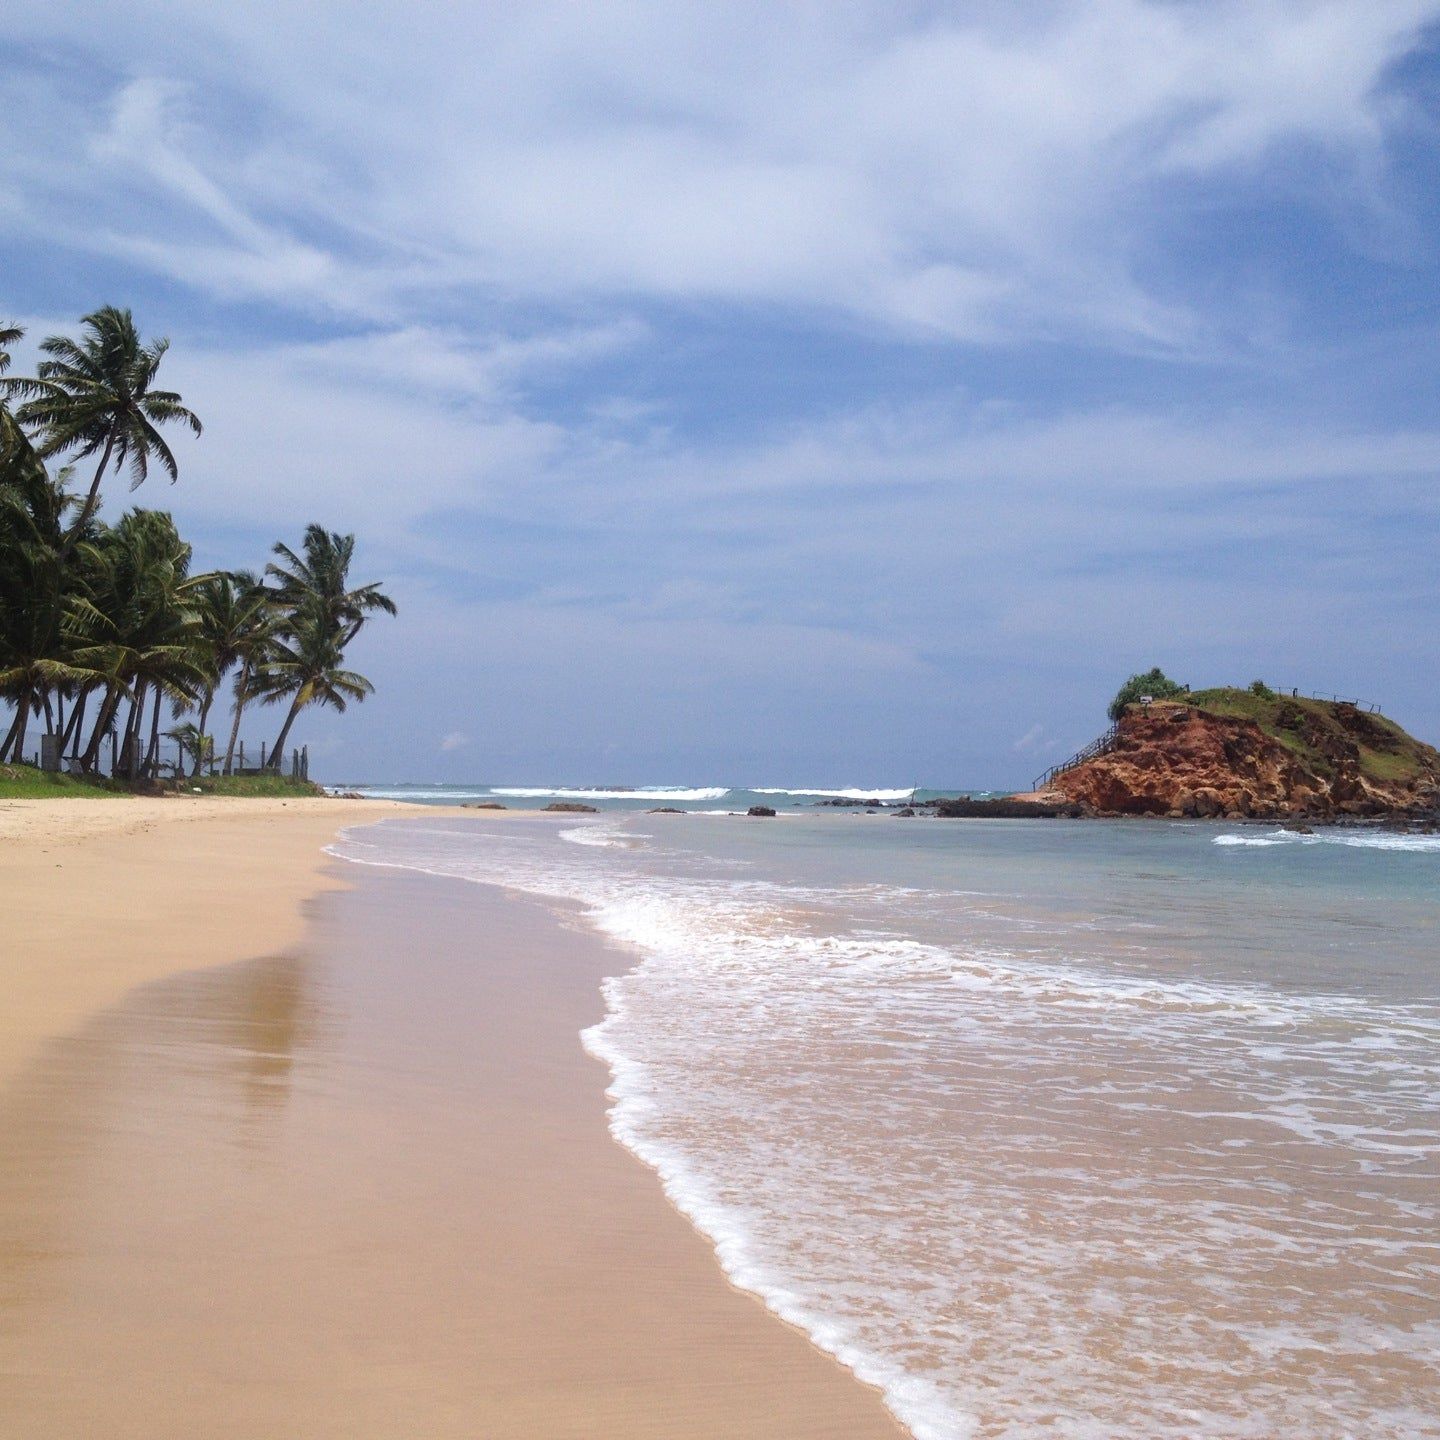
[0,811,905,1439]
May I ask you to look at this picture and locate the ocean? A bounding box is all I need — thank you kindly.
[339,782,965,810]
[330,809,1440,1439]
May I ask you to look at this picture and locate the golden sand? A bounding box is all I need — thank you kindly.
[0,802,904,1438]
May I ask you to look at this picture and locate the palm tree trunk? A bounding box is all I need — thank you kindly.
[122,683,145,781]
[144,687,162,778]
[6,693,30,765]
[62,691,88,755]
[194,692,213,777]
[268,696,304,771]
[223,666,250,775]
[59,427,117,561]
[81,686,120,773]
[1,698,27,763]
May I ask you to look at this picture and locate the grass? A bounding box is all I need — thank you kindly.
[0,763,125,798]
[1176,687,1434,784]
[0,762,323,800]
[179,773,324,797]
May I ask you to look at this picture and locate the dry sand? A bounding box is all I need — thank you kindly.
[0,802,905,1438]
[0,796,424,1093]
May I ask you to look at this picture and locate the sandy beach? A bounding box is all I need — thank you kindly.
[0,802,904,1439]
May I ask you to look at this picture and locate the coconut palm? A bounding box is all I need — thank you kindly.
[188,570,267,774]
[255,613,375,770]
[220,579,281,775]
[0,460,100,763]
[0,323,28,462]
[259,526,394,769]
[266,525,396,644]
[68,510,207,779]
[2,307,202,556]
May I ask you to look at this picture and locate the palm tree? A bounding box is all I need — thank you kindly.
[255,615,375,769]
[166,721,212,778]
[266,525,397,643]
[0,458,100,763]
[260,526,394,769]
[220,578,281,775]
[189,570,264,774]
[0,323,28,462]
[2,307,202,557]
[68,510,207,779]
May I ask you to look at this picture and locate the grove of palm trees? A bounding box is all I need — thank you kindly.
[0,307,395,785]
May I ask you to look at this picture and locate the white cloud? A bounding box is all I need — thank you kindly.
[4,1,1438,342]
[439,731,469,753]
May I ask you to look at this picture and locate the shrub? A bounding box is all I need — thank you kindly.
[1108,667,1186,721]
[1249,679,1276,700]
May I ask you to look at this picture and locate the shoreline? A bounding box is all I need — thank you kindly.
[0,801,908,1438]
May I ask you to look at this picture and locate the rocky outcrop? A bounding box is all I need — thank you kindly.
[1048,700,1440,819]
[934,796,1074,818]
[544,801,599,813]
[747,805,777,817]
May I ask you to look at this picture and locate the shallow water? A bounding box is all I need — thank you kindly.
[331,814,1440,1439]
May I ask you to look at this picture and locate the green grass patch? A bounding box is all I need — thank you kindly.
[0,763,126,798]
[1177,687,1436,784]
[177,773,324,797]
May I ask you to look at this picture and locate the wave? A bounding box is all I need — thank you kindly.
[340,786,498,801]
[1215,829,1440,853]
[490,786,730,801]
[328,817,1440,1440]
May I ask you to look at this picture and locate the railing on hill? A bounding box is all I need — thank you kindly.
[1031,724,1120,793]
[1308,692,1382,713]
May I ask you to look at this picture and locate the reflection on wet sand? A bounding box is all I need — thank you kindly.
[0,953,318,1336]
[0,869,904,1440]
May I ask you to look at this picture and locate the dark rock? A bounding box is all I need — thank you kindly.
[464,801,508,809]
[746,805,777,817]
[544,802,599,813]
[647,807,684,814]
[933,796,1067,818]
[895,807,916,817]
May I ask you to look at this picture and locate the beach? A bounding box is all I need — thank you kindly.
[0,801,904,1439]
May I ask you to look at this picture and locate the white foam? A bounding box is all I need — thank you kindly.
[328,816,1440,1440]
[490,785,729,801]
[1215,828,1440,852]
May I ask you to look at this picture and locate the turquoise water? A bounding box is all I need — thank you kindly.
[332,812,1440,1439]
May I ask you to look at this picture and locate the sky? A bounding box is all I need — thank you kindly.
[4,0,1440,786]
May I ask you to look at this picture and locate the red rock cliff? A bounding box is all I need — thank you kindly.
[1048,700,1440,819]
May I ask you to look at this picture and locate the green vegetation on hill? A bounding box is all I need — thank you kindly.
[1178,687,1436,785]
[1108,666,1187,721]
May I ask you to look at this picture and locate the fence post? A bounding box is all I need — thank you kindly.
[260,740,267,771]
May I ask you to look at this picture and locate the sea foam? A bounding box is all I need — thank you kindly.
[329,814,1440,1440]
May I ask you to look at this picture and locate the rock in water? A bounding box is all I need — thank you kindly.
[746,805,777,817]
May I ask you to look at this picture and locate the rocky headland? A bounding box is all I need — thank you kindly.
[1036,691,1439,821]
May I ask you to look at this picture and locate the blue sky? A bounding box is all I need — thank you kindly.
[4,1,1440,785]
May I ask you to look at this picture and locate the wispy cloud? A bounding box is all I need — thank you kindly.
[5,3,1439,344]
